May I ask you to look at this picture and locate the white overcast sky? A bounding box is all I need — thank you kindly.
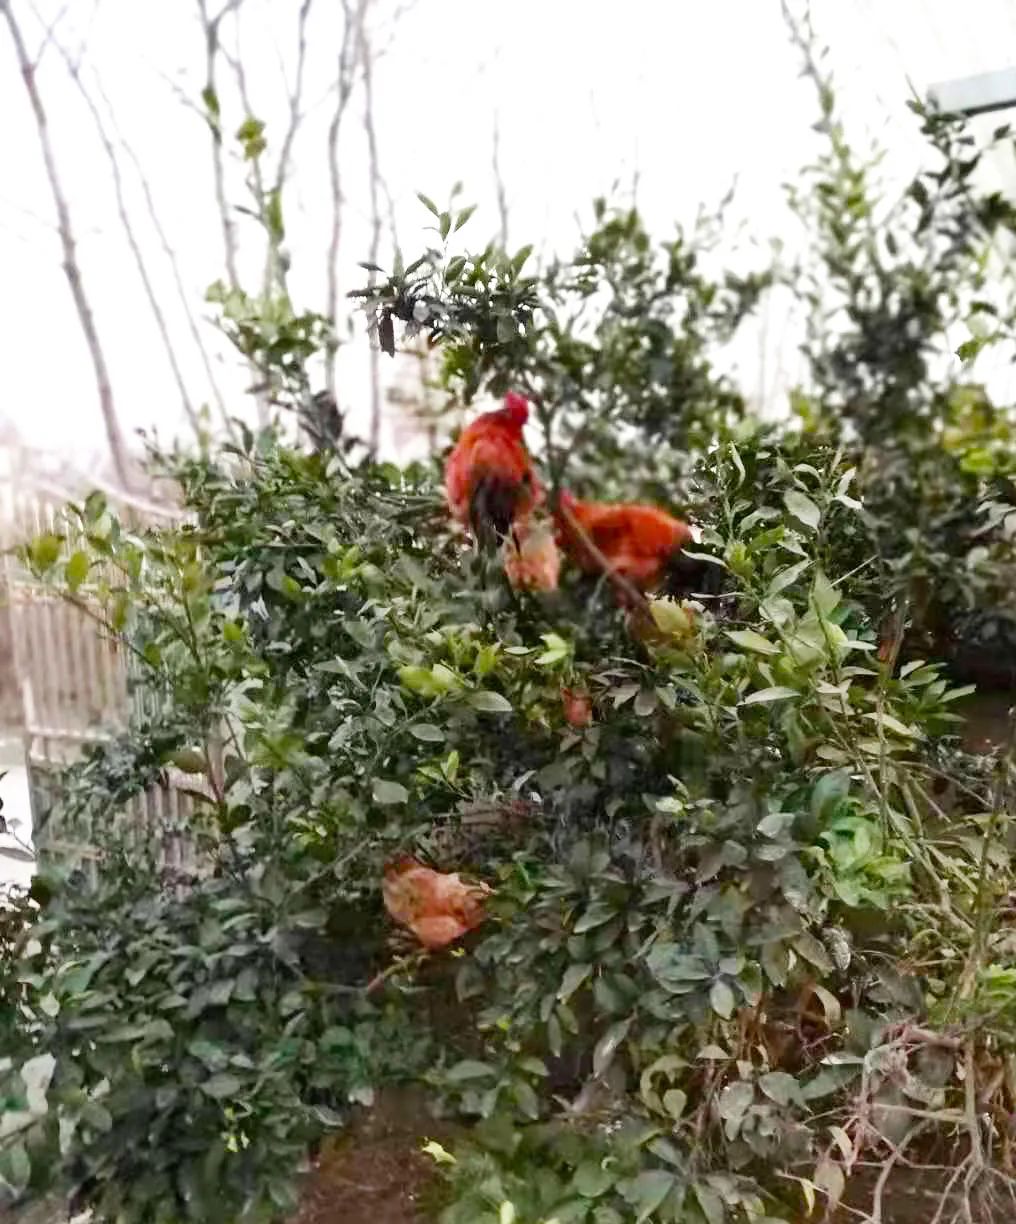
[3,0,1016,476]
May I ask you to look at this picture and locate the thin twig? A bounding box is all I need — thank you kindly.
[43,25,203,437]
[364,948,426,995]
[93,77,231,429]
[872,1121,929,1224]
[324,0,367,401]
[197,0,245,293]
[2,0,133,490]
[492,111,509,249]
[272,0,313,197]
[358,11,384,457]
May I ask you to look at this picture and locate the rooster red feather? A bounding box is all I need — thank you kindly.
[444,392,542,549]
[554,491,695,600]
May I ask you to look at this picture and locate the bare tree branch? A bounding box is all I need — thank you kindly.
[93,78,231,428]
[197,0,276,426]
[42,25,203,437]
[491,112,509,250]
[273,0,313,197]
[358,11,383,457]
[222,29,273,295]
[197,0,244,293]
[29,0,68,67]
[324,0,368,402]
[2,0,133,489]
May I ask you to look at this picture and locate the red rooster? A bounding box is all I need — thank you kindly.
[444,392,542,549]
[554,491,696,603]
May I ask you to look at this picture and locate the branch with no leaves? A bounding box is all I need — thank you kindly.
[92,77,232,430]
[273,0,313,198]
[324,0,370,401]
[358,9,385,458]
[2,0,134,491]
[197,0,245,294]
[40,23,203,437]
[492,112,509,250]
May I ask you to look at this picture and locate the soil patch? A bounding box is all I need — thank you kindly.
[958,691,1014,754]
[291,1087,456,1224]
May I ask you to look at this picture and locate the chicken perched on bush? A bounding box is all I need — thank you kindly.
[382,856,492,950]
[444,391,542,551]
[554,490,696,602]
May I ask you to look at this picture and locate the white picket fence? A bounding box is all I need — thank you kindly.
[0,452,200,881]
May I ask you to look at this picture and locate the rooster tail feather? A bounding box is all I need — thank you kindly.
[469,471,524,550]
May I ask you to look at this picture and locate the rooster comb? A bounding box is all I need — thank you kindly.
[502,391,529,426]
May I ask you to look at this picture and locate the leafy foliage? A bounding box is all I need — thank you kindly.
[355,191,770,505]
[4,41,1016,1224]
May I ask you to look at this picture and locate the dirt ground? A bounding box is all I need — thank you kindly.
[291,1088,455,1224]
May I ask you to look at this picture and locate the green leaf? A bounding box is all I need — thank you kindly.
[784,490,821,530]
[693,1183,726,1224]
[558,962,592,1003]
[81,1101,114,1133]
[399,665,442,696]
[811,568,839,616]
[469,690,513,714]
[454,205,476,232]
[511,1079,540,1119]
[811,769,850,822]
[421,1140,456,1165]
[201,86,220,118]
[766,559,810,597]
[573,1159,614,1198]
[372,778,409,805]
[574,901,618,933]
[4,1144,30,1191]
[30,533,62,572]
[446,1059,497,1082]
[172,748,206,774]
[96,1024,153,1043]
[659,1089,685,1120]
[793,931,833,974]
[759,1071,802,1107]
[202,1073,241,1100]
[710,978,736,1019]
[727,629,780,655]
[511,244,534,274]
[65,550,90,590]
[593,1018,632,1077]
[20,1054,55,1113]
[408,723,445,742]
[626,1169,676,1223]
[814,1156,845,1209]
[757,811,795,838]
[718,1080,754,1122]
[863,711,920,738]
[743,686,800,705]
[416,191,439,216]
